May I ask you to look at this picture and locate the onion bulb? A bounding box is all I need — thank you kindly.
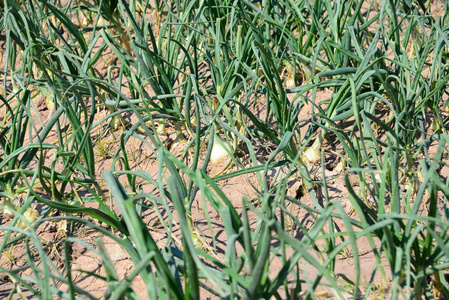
[156,120,167,135]
[286,76,296,89]
[211,136,230,165]
[111,115,123,129]
[2,200,16,218]
[18,207,39,230]
[301,137,322,164]
[170,124,188,152]
[431,117,442,133]
[334,159,346,173]
[45,97,55,111]
[285,63,296,89]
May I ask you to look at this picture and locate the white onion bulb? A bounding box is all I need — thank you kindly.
[211,137,230,165]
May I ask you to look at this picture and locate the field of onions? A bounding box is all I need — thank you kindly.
[1,0,449,299]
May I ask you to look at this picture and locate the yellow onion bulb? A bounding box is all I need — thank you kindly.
[18,208,39,230]
[301,138,322,164]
